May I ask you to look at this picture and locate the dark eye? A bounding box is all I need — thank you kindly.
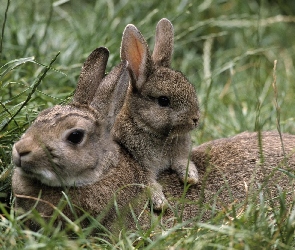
[67,130,84,144]
[158,96,170,107]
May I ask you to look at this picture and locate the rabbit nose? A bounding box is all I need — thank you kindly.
[12,138,34,168]
[192,117,199,127]
[12,145,22,167]
[13,148,32,168]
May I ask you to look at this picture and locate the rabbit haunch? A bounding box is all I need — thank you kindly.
[158,131,295,226]
[112,18,200,210]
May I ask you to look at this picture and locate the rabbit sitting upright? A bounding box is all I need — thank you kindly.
[11,47,149,232]
[112,18,200,210]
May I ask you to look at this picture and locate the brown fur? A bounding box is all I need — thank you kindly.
[158,131,295,226]
[11,47,150,233]
[13,129,295,233]
[112,18,200,210]
[11,24,295,235]
[12,150,149,233]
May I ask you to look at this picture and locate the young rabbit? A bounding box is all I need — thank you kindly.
[11,47,149,232]
[112,18,200,210]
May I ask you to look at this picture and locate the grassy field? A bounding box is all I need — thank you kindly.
[1,0,295,248]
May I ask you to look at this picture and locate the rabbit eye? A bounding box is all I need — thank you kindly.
[67,130,84,144]
[158,96,170,107]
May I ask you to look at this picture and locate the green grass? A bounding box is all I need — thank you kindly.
[1,0,295,248]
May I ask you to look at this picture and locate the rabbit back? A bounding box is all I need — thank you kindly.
[158,131,295,226]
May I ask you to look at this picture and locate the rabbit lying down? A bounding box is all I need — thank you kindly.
[11,22,295,234]
[159,131,295,225]
[12,17,202,233]
[13,114,295,232]
[12,47,150,233]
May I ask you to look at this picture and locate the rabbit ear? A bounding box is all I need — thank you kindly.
[108,60,129,119]
[152,18,174,67]
[90,60,129,128]
[120,24,152,90]
[107,60,130,130]
[73,47,109,105]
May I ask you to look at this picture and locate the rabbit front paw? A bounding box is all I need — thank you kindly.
[184,163,199,184]
[173,160,199,185]
[152,192,168,211]
[149,183,168,211]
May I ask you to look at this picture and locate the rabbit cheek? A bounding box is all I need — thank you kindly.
[55,140,101,185]
[140,109,171,135]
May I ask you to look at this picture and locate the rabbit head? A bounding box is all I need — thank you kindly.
[116,18,199,137]
[12,47,129,187]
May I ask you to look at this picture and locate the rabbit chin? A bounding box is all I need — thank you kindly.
[18,166,100,187]
[168,124,196,137]
[18,167,63,186]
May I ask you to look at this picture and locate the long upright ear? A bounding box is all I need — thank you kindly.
[90,60,129,129]
[152,18,174,67]
[120,24,152,90]
[108,60,129,119]
[107,61,130,130]
[73,47,109,105]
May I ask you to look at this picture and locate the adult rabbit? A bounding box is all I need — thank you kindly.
[12,47,149,233]
[158,131,295,226]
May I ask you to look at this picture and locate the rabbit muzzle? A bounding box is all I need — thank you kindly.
[172,111,199,132]
[192,116,199,128]
[12,137,56,180]
[12,137,37,169]
[12,144,22,168]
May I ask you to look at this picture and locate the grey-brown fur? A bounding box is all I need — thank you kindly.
[112,18,200,210]
[73,48,108,105]
[11,47,150,233]
[13,128,295,232]
[12,150,148,233]
[11,23,295,234]
[158,131,295,226]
